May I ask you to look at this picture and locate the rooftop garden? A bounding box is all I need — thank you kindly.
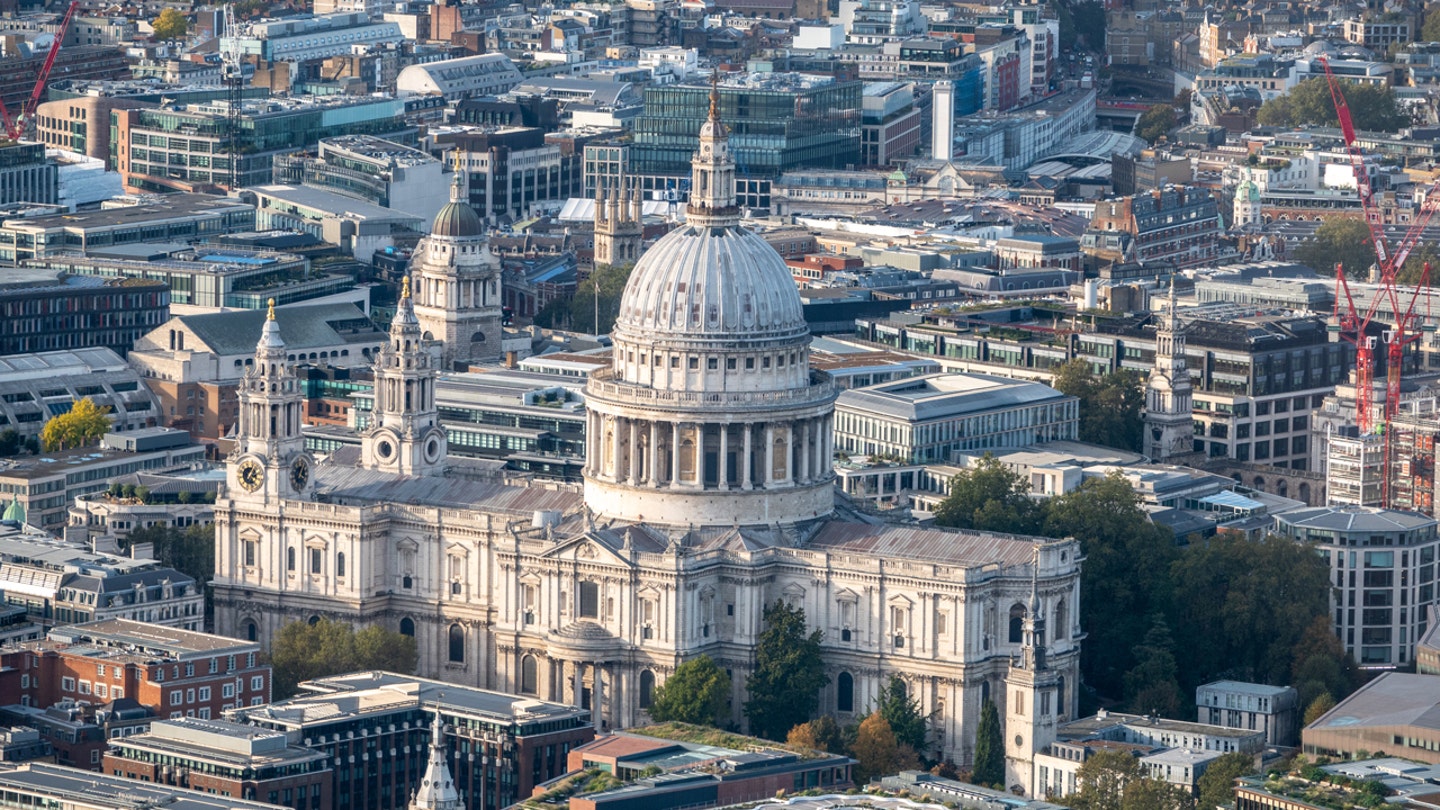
[1252,758,1391,810]
[629,721,827,758]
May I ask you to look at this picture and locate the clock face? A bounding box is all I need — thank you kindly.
[237,459,264,493]
[290,457,310,491]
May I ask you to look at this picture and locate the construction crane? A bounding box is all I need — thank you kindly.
[0,0,80,141]
[220,3,246,188]
[1320,55,1438,507]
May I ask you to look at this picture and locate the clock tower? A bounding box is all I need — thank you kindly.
[363,276,447,476]
[1144,281,1195,461]
[1004,554,1061,798]
[229,300,313,504]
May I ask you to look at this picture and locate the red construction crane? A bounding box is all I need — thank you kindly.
[0,0,81,142]
[1320,55,1438,507]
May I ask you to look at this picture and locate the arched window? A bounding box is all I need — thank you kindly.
[286,547,295,572]
[448,624,464,663]
[837,672,854,713]
[1053,599,1067,643]
[399,617,415,637]
[520,655,538,695]
[307,615,321,626]
[639,670,655,709]
[336,552,346,578]
[243,620,258,642]
[1009,603,1027,643]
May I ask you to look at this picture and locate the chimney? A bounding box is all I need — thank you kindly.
[932,81,955,162]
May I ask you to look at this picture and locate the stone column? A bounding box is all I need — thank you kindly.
[785,423,795,483]
[742,424,753,490]
[628,418,639,485]
[719,423,729,489]
[800,420,811,484]
[573,662,584,708]
[649,421,660,486]
[611,416,624,481]
[764,424,775,487]
[593,662,604,733]
[671,422,682,490]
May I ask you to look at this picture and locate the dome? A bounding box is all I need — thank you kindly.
[613,223,807,342]
[430,200,484,239]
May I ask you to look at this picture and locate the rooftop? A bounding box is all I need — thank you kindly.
[1,194,251,233]
[1198,680,1297,698]
[1275,505,1438,534]
[111,718,323,766]
[1308,672,1440,734]
[166,302,384,358]
[835,372,1072,422]
[47,619,258,658]
[0,762,285,810]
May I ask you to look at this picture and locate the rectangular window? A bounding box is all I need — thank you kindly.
[62,677,75,692]
[199,686,211,701]
[251,676,265,691]
[579,581,599,619]
[170,690,182,706]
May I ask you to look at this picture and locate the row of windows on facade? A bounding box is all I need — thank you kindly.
[625,349,806,372]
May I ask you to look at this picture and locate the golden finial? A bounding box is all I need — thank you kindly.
[709,70,720,121]
[267,298,276,320]
[401,275,411,300]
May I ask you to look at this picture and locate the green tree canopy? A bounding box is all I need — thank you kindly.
[270,618,418,698]
[1257,76,1408,132]
[1292,217,1378,280]
[40,397,110,452]
[1118,778,1195,810]
[972,698,1004,788]
[535,262,634,334]
[1065,749,1143,810]
[874,675,928,758]
[1303,692,1337,726]
[1291,614,1361,709]
[125,523,215,587]
[1196,752,1257,810]
[933,454,1042,534]
[1122,615,1186,719]
[745,600,829,740]
[152,7,189,39]
[1044,472,1177,697]
[648,655,730,727]
[1136,105,1177,144]
[1051,360,1145,452]
[1395,240,1440,286]
[1168,534,1334,690]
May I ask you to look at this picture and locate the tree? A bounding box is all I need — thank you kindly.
[932,454,1042,535]
[745,600,829,740]
[787,714,848,754]
[152,8,189,39]
[972,698,1004,789]
[40,397,111,452]
[1196,751,1256,810]
[1122,615,1185,719]
[1424,3,1440,42]
[269,618,418,698]
[535,262,635,334]
[1065,750,1142,810]
[1136,105,1176,144]
[1256,77,1408,133]
[1396,240,1440,286]
[127,523,215,587]
[1291,615,1360,710]
[850,713,920,784]
[649,655,730,727]
[1051,360,1145,452]
[1304,692,1337,726]
[1169,534,1334,691]
[1043,472,1177,698]
[1119,778,1195,810]
[874,675,928,757]
[1293,217,1379,280]
[0,429,18,457]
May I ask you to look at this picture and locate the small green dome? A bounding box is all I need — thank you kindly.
[2,499,24,523]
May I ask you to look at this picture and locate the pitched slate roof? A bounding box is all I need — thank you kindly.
[179,303,384,357]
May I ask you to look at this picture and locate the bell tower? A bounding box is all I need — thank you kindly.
[229,300,313,503]
[363,276,447,476]
[1004,552,1061,798]
[594,179,642,270]
[1144,280,1196,461]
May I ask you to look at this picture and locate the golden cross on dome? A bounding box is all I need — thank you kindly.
[267,298,276,320]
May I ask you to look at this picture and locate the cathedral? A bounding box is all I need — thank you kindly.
[212,92,1082,771]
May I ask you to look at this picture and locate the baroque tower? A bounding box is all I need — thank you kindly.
[581,73,837,526]
[594,180,642,270]
[229,300,313,505]
[1144,281,1195,461]
[362,276,447,476]
[1004,552,1062,798]
[411,171,503,371]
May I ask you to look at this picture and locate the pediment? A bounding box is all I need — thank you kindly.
[887,593,915,607]
[537,533,634,568]
[834,587,860,603]
[239,527,263,542]
[396,537,420,554]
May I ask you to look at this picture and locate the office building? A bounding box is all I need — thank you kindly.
[5,620,268,719]
[0,193,256,264]
[272,135,447,222]
[35,96,154,163]
[395,54,524,102]
[441,127,585,224]
[0,269,168,358]
[1196,681,1300,747]
[0,523,203,627]
[861,82,922,167]
[0,429,205,529]
[0,762,289,810]
[112,96,416,192]
[0,46,128,121]
[1272,506,1439,670]
[1084,187,1224,270]
[229,671,593,810]
[0,142,57,207]
[0,348,161,444]
[223,13,404,63]
[245,185,425,262]
[1304,673,1440,765]
[104,718,330,809]
[833,373,1079,463]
